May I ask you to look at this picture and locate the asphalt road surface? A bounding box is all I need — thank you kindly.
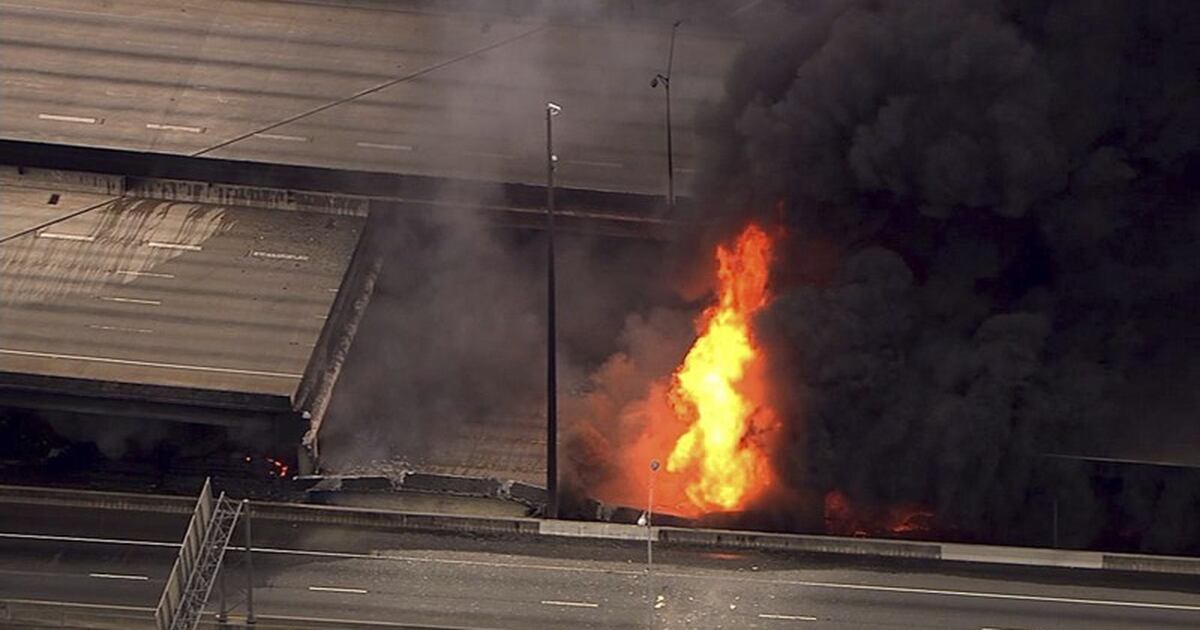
[0,0,740,195]
[0,188,361,394]
[1,504,1198,629]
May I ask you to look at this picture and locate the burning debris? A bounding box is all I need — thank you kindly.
[678,0,1200,552]
[665,224,777,513]
[572,0,1200,554]
[823,490,937,539]
[568,224,779,518]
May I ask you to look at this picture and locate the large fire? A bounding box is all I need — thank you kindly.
[664,224,777,513]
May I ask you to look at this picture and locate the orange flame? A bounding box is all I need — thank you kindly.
[664,224,777,513]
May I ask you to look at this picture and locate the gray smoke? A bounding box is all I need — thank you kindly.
[319,198,671,473]
[695,0,1200,552]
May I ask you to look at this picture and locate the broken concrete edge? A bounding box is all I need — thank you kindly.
[0,165,124,195]
[0,370,292,413]
[293,473,548,509]
[1,483,1197,576]
[0,140,684,221]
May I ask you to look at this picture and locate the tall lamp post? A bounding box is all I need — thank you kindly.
[639,459,662,626]
[545,101,562,519]
[651,20,681,212]
[646,458,660,570]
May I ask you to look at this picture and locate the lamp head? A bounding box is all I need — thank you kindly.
[547,102,562,116]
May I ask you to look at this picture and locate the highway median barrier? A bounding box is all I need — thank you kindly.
[1102,552,1200,575]
[658,527,941,559]
[940,543,1103,569]
[0,484,193,514]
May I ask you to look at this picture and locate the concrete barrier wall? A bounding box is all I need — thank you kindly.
[941,543,1103,569]
[0,165,125,195]
[251,502,540,536]
[0,485,193,514]
[539,519,651,541]
[1103,553,1200,575]
[659,527,941,559]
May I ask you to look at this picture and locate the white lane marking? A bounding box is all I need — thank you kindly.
[0,598,149,613]
[464,150,514,160]
[112,269,174,279]
[327,288,340,293]
[760,613,817,621]
[356,141,413,151]
[5,532,1200,615]
[146,122,205,133]
[309,586,368,594]
[564,159,624,169]
[540,600,598,608]
[87,324,154,334]
[98,296,161,306]
[146,241,201,252]
[254,132,310,142]
[36,232,95,242]
[88,573,149,581]
[0,599,492,629]
[0,349,303,379]
[38,113,102,124]
[251,250,309,262]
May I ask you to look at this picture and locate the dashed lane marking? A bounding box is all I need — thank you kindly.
[112,269,174,279]
[88,573,148,581]
[254,132,309,142]
[563,159,624,169]
[37,232,94,242]
[251,250,309,261]
[38,113,101,124]
[146,241,201,252]
[309,586,368,594]
[759,613,817,621]
[540,600,599,608]
[98,296,161,306]
[146,122,205,133]
[0,349,303,379]
[356,141,413,151]
[87,324,154,334]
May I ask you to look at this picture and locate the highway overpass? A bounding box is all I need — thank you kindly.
[0,0,742,196]
[0,139,672,488]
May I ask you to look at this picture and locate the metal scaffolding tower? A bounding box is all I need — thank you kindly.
[155,479,244,630]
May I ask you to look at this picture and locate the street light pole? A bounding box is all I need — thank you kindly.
[647,458,659,570]
[545,102,562,520]
[652,20,681,212]
[639,458,661,627]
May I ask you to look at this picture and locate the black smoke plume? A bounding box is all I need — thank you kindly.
[693,0,1200,552]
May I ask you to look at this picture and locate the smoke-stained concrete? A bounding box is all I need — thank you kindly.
[679,0,1200,553]
[318,197,676,479]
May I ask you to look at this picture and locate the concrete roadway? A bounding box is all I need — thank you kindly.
[0,505,1198,629]
[0,0,739,195]
[0,186,361,395]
